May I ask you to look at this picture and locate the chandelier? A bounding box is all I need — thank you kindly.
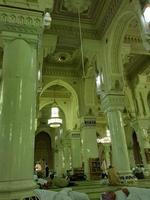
[97,129,111,144]
[48,101,62,128]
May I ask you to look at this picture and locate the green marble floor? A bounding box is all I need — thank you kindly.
[50,179,150,200]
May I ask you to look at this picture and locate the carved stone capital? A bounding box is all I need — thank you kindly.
[131,118,150,132]
[81,116,96,128]
[0,6,43,35]
[1,31,39,48]
[101,93,125,112]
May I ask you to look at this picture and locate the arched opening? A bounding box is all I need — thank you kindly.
[132,132,143,166]
[34,132,53,169]
[39,83,79,131]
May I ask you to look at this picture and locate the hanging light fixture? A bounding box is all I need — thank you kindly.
[96,128,111,144]
[48,100,62,128]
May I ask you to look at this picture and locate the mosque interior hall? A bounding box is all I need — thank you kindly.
[0,0,150,200]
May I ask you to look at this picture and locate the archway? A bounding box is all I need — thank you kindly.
[39,80,79,130]
[132,132,143,166]
[108,8,142,74]
[40,79,78,110]
[34,132,53,169]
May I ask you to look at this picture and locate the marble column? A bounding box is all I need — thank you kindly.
[63,139,72,171]
[80,116,98,179]
[132,118,150,176]
[71,131,82,169]
[54,149,59,174]
[0,32,39,199]
[56,146,65,176]
[101,94,131,176]
[104,144,111,168]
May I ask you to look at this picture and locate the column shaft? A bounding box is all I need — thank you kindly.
[81,117,98,179]
[0,38,37,199]
[107,110,131,174]
[101,94,131,176]
[71,131,82,169]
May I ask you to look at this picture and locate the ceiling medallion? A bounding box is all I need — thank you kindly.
[63,0,92,13]
[54,52,71,63]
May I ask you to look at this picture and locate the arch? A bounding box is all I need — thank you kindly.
[36,126,51,137]
[107,8,142,74]
[34,131,54,169]
[40,79,79,111]
[36,127,55,149]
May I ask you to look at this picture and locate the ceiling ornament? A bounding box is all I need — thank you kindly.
[63,0,92,13]
[53,52,72,63]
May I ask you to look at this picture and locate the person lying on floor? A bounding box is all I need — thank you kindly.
[34,187,89,200]
[34,174,77,189]
[101,187,150,200]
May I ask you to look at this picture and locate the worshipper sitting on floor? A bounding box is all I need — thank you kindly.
[34,187,89,200]
[49,173,77,188]
[45,163,49,178]
[35,159,46,178]
[101,187,150,200]
[132,165,144,179]
[33,172,77,189]
[107,165,121,186]
[100,170,109,185]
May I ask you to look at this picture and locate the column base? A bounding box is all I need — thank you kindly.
[119,175,137,184]
[0,179,37,200]
[118,170,137,183]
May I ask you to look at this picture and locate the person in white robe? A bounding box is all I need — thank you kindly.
[34,188,89,200]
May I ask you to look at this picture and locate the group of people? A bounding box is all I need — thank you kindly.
[34,161,121,187]
[34,159,77,189]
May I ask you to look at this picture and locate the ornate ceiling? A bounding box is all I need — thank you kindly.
[43,1,150,79]
[0,0,149,129]
[45,0,123,39]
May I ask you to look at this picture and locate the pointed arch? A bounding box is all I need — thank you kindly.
[40,79,79,111]
[108,10,139,74]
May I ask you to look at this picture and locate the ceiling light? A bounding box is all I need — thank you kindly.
[97,129,111,144]
[48,104,62,128]
[43,12,52,27]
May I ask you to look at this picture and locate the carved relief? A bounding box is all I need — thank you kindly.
[0,8,43,34]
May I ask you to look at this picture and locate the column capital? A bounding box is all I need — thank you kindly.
[1,31,39,48]
[131,118,150,132]
[80,116,96,128]
[0,6,43,35]
[101,93,125,112]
